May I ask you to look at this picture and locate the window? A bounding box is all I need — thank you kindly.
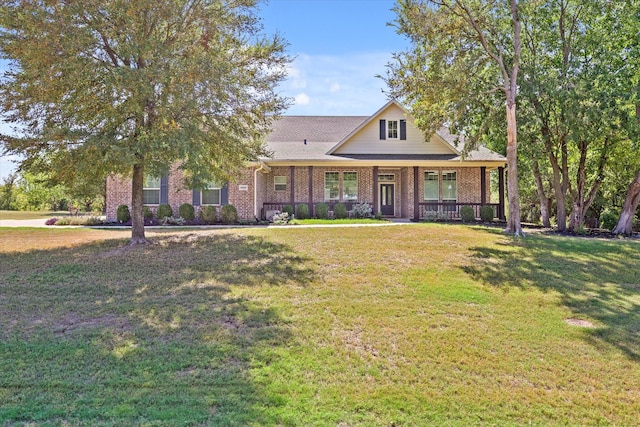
[387,120,398,139]
[378,174,395,182]
[343,172,358,201]
[202,182,221,205]
[424,171,439,201]
[324,172,339,201]
[442,171,457,202]
[143,175,161,205]
[274,176,287,191]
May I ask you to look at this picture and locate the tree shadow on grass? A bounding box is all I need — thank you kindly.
[462,231,640,360]
[0,232,316,425]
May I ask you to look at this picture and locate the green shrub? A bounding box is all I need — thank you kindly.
[55,216,103,226]
[315,203,329,219]
[460,206,475,222]
[143,206,153,220]
[221,205,238,224]
[600,209,618,230]
[199,206,217,224]
[116,204,130,223]
[179,203,195,220]
[296,203,310,219]
[157,203,173,219]
[282,205,294,216]
[480,205,495,222]
[333,203,348,219]
[375,211,383,220]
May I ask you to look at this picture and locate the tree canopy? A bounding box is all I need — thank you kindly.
[0,0,290,243]
[387,0,640,235]
[387,0,524,235]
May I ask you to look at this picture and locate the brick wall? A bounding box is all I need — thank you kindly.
[400,167,410,218]
[105,164,257,221]
[167,165,192,215]
[105,174,132,221]
[294,167,310,205]
[265,166,292,204]
[106,164,493,221]
[227,167,255,220]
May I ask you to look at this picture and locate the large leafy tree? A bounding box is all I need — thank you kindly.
[518,0,637,232]
[610,1,640,234]
[0,0,289,244]
[387,0,524,236]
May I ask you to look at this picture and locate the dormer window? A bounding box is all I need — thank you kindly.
[379,119,407,141]
[387,120,398,139]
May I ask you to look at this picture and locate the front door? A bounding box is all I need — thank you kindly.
[380,184,395,216]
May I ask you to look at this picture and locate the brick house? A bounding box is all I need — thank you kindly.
[106,101,507,221]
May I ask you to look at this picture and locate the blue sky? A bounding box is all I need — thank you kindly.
[260,0,406,115]
[0,0,406,180]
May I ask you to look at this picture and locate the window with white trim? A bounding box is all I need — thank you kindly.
[387,120,399,139]
[324,172,340,201]
[424,171,439,202]
[143,175,161,205]
[274,176,287,191]
[202,182,222,205]
[343,172,358,201]
[442,171,457,202]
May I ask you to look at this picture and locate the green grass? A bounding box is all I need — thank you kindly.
[290,218,388,225]
[0,224,639,425]
[0,210,68,220]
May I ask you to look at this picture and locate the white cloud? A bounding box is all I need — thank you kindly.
[286,64,307,89]
[294,93,310,105]
[279,52,394,116]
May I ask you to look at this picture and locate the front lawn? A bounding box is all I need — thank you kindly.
[289,218,388,225]
[0,225,638,425]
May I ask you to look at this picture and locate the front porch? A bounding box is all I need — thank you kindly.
[259,165,506,221]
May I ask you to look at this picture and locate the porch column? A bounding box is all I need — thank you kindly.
[308,166,314,217]
[373,166,378,214]
[290,166,295,207]
[480,166,486,205]
[413,166,419,221]
[498,166,506,220]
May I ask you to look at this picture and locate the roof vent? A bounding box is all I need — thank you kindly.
[304,139,307,145]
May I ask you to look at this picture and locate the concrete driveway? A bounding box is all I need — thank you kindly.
[0,218,51,227]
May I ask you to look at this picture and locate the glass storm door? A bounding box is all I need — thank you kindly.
[380,184,394,216]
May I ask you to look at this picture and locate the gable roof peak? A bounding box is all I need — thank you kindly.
[326,99,409,154]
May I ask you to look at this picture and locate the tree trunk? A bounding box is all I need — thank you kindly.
[569,138,610,231]
[130,163,149,245]
[532,158,551,227]
[541,124,568,231]
[612,170,640,235]
[504,101,524,236]
[568,140,588,231]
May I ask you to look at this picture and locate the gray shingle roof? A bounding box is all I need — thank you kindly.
[263,116,506,163]
[267,116,368,143]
